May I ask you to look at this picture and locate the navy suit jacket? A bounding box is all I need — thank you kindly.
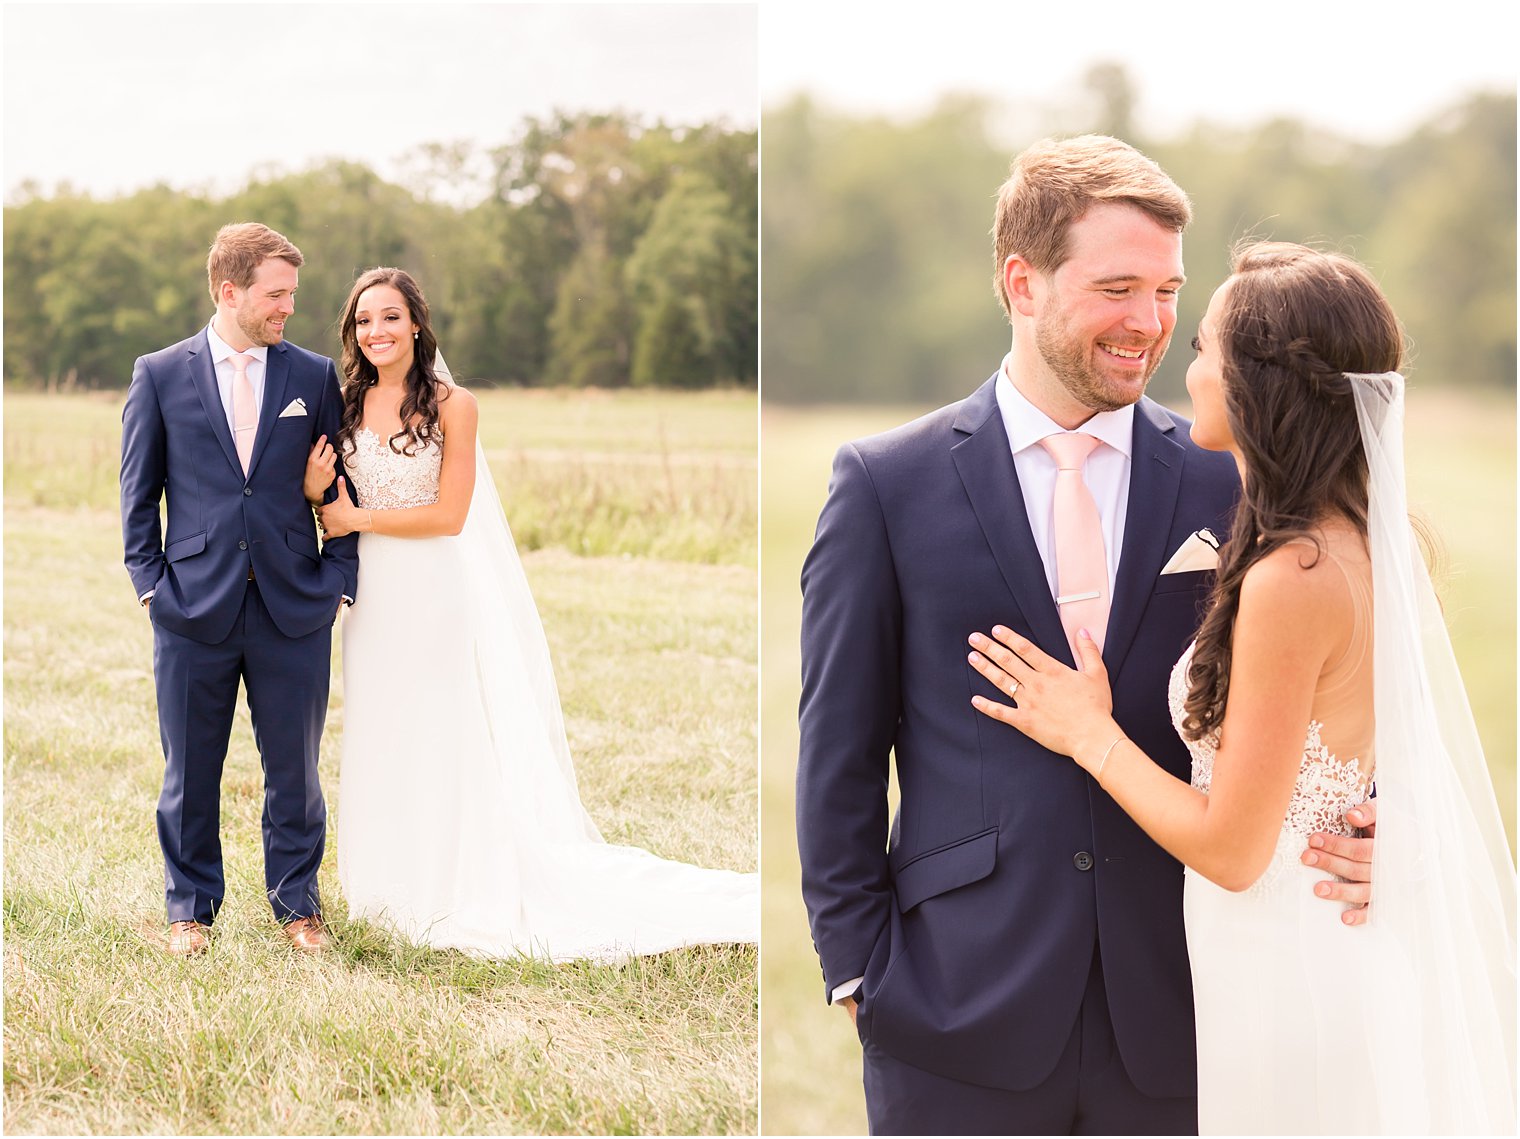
[121,329,358,644]
[797,375,1239,1097]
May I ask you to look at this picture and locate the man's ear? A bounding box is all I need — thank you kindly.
[216,279,240,307]
[1003,255,1041,319]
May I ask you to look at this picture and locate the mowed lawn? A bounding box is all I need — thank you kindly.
[3,387,758,1136]
[760,388,1517,1136]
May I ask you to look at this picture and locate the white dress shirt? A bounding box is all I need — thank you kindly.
[994,354,1133,602]
[205,321,269,436]
[830,362,1138,1007]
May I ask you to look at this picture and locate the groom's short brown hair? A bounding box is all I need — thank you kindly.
[207,222,304,302]
[992,135,1191,318]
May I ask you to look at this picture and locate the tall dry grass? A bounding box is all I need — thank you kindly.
[4,387,758,1135]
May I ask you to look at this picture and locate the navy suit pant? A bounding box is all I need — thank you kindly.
[153,578,330,924]
[863,946,1198,1135]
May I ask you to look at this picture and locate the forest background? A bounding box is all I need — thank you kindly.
[4,112,757,394]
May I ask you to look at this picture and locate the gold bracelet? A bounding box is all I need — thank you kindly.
[1096,734,1126,782]
[367,509,375,534]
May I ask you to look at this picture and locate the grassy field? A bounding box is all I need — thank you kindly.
[2,386,757,565]
[3,388,758,1135]
[759,389,1518,1136]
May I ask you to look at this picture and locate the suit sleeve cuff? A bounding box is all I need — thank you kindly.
[138,590,155,605]
[830,977,863,1005]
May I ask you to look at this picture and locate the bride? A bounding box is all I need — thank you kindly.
[304,266,757,962]
[967,243,1514,1133]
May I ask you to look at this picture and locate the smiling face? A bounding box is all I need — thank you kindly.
[223,257,298,348]
[1006,202,1185,424]
[1185,279,1237,453]
[352,283,419,373]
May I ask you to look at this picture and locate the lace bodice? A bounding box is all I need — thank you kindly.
[342,427,442,510]
[1168,641,1372,895]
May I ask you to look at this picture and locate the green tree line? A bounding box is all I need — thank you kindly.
[4,112,757,392]
[762,75,1515,405]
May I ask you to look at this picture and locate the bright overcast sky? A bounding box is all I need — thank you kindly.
[760,1,1516,143]
[2,2,759,201]
[4,1,1514,202]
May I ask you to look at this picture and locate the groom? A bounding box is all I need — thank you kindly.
[796,136,1375,1133]
[121,222,357,956]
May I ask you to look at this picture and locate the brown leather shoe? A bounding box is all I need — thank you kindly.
[166,920,210,956]
[283,915,330,953]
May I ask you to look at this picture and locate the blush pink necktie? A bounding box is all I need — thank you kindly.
[1040,432,1109,656]
[231,352,257,474]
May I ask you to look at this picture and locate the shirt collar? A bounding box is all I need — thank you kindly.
[997,353,1134,458]
[206,320,270,368]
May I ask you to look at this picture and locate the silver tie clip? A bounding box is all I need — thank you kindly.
[1057,590,1101,605]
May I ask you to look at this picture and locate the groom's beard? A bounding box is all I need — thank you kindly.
[1036,305,1168,412]
[236,307,287,347]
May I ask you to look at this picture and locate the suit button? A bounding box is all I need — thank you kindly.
[1073,852,1095,872]
[238,540,248,550]
[244,487,253,496]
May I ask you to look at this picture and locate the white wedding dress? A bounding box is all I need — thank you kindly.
[1171,622,1383,1134]
[1170,372,1514,1135]
[335,405,757,962]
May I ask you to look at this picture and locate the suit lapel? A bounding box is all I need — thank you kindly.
[247,342,290,478]
[950,376,1073,665]
[1103,397,1187,674]
[189,333,243,475]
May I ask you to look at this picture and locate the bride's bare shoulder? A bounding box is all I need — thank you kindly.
[437,381,478,433]
[1237,541,1358,646]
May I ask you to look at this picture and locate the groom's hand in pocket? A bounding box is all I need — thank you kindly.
[1303,800,1377,925]
[839,996,858,1028]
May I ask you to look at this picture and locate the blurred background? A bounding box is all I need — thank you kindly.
[759,4,1516,1133]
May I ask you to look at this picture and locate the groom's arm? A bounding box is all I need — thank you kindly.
[121,355,168,604]
[797,442,901,1003]
[313,358,359,603]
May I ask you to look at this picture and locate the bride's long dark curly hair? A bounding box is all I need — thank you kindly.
[336,267,445,456]
[1181,241,1405,741]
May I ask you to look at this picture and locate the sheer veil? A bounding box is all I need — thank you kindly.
[1350,371,1516,1131]
[436,352,603,845]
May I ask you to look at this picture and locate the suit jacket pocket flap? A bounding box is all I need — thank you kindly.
[893,827,998,913]
[1153,567,1213,595]
[165,531,206,563]
[286,527,320,562]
